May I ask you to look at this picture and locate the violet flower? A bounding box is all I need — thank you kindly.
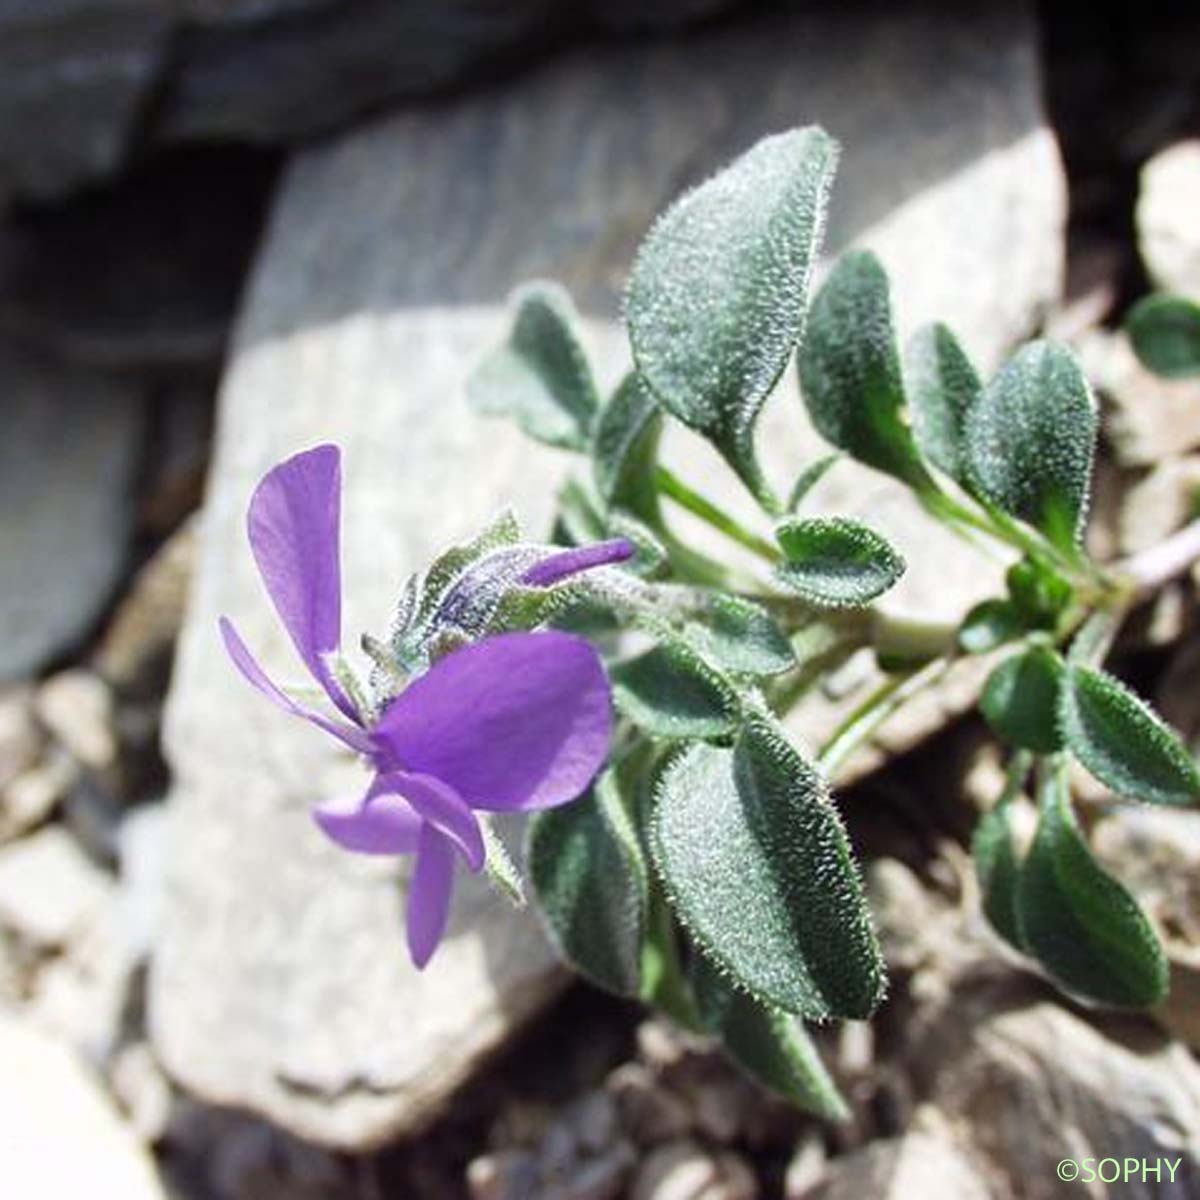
[219,444,633,967]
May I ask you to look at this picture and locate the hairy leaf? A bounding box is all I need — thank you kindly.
[972,753,1031,950]
[775,517,905,607]
[651,711,885,1019]
[627,127,838,493]
[1127,293,1200,379]
[528,769,646,996]
[612,635,741,739]
[468,283,598,450]
[981,646,1065,754]
[1006,556,1073,631]
[959,599,1025,654]
[787,453,841,513]
[1060,665,1200,806]
[1016,763,1168,1008]
[906,322,981,484]
[685,594,795,677]
[798,250,932,490]
[691,954,849,1121]
[592,373,664,521]
[964,341,1097,554]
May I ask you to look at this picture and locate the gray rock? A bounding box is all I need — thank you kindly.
[36,669,118,773]
[1137,141,1200,297]
[630,1139,757,1200]
[0,0,169,198]
[152,4,1062,1148]
[0,345,145,680]
[0,1012,165,1198]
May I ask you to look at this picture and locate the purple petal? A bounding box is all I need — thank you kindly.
[313,776,422,855]
[247,444,358,722]
[407,825,456,969]
[220,617,374,756]
[520,538,635,588]
[384,771,484,872]
[373,631,612,812]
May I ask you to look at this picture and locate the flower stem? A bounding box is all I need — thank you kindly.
[656,466,781,564]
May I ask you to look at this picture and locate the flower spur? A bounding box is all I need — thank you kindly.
[219,444,632,966]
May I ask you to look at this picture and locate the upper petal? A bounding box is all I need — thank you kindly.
[247,444,357,722]
[373,631,612,812]
[313,775,422,855]
[519,537,635,588]
[220,617,374,755]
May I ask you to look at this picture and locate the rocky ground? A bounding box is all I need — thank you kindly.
[2,3,1200,1197]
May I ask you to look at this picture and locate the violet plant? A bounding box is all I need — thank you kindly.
[226,127,1200,1122]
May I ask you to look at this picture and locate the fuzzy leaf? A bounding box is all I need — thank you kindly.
[958,599,1025,654]
[592,373,664,521]
[1127,293,1200,379]
[685,594,795,677]
[964,341,1097,554]
[691,954,849,1121]
[1006,556,1073,631]
[612,635,741,739]
[775,517,904,607]
[798,250,932,490]
[528,770,646,996]
[468,284,598,450]
[906,322,981,484]
[554,478,609,546]
[972,755,1030,951]
[627,127,838,493]
[1059,665,1200,806]
[480,816,525,908]
[1016,763,1168,1008]
[651,711,885,1019]
[981,646,1065,754]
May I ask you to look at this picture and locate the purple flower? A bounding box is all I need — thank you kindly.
[219,444,633,967]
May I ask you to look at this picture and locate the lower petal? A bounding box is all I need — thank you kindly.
[407,825,456,969]
[313,781,421,855]
[385,771,484,872]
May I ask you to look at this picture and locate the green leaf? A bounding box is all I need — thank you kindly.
[905,322,981,485]
[774,516,905,607]
[627,127,839,499]
[685,594,795,677]
[611,635,741,740]
[480,816,525,907]
[607,512,668,578]
[972,752,1031,950]
[787,453,841,513]
[467,283,599,450]
[650,711,886,1019]
[554,477,609,546]
[1127,293,1200,379]
[1059,665,1200,806]
[981,646,1066,754]
[958,599,1025,654]
[964,340,1097,554]
[1016,762,1168,1008]
[528,769,646,996]
[798,250,932,490]
[592,373,664,521]
[690,954,849,1122]
[1006,556,1073,631]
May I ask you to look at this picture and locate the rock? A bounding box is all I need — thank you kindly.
[467,1149,540,1200]
[0,826,112,951]
[797,1124,988,1200]
[0,687,41,790]
[36,669,118,772]
[1137,141,1200,297]
[117,804,171,964]
[555,1140,639,1200]
[0,1012,165,1198]
[607,1064,693,1145]
[0,344,145,680]
[95,518,198,696]
[1117,457,1200,554]
[1081,329,1200,466]
[0,1,169,198]
[110,1041,174,1145]
[0,748,77,844]
[152,4,1062,1148]
[630,1139,757,1200]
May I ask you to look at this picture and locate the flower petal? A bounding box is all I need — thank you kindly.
[220,617,374,755]
[313,778,422,855]
[373,631,612,812]
[520,538,635,587]
[247,444,358,722]
[383,771,484,872]
[407,825,456,969]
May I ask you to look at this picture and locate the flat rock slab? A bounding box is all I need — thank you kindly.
[0,343,144,681]
[152,5,1063,1147]
[0,1012,164,1198]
